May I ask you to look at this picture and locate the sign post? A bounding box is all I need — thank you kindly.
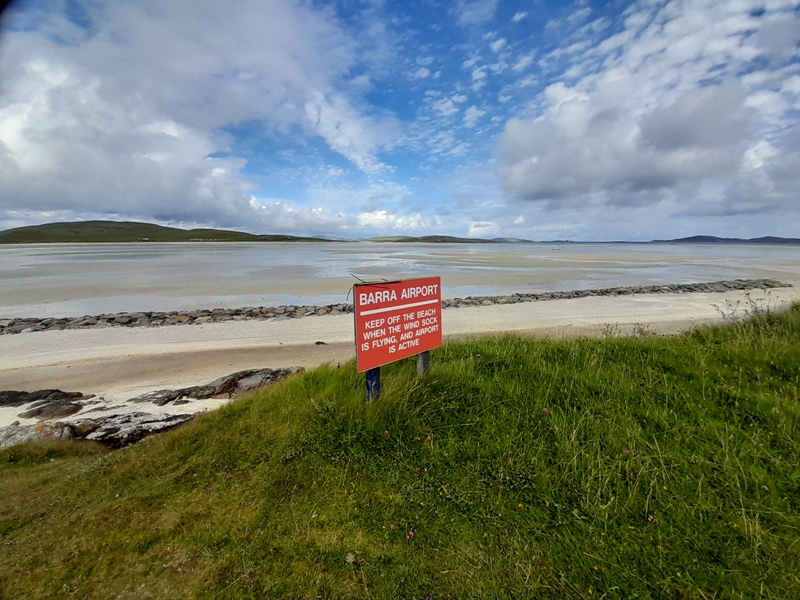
[354,276,443,399]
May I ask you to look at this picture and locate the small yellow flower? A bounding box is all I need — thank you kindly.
[677,572,682,578]
[518,503,524,508]
[601,532,606,536]
[594,566,598,571]
[420,502,424,506]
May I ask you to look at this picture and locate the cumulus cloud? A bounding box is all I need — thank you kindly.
[467,220,500,237]
[496,0,800,218]
[0,0,397,228]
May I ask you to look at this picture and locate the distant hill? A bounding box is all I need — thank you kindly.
[652,235,800,245]
[2,220,796,245]
[366,235,530,243]
[0,221,328,243]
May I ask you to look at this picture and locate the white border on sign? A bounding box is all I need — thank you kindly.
[358,298,439,317]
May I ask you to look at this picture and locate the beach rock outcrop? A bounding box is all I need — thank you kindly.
[0,422,75,448]
[0,278,790,335]
[0,366,304,450]
[0,389,91,407]
[126,367,303,406]
[70,412,198,448]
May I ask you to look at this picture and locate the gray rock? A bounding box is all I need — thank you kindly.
[0,389,89,408]
[0,422,73,449]
[18,401,84,420]
[78,412,197,448]
[127,367,304,406]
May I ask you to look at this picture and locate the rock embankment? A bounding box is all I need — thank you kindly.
[0,279,789,335]
[0,367,302,449]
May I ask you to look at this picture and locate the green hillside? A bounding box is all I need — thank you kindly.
[2,305,800,598]
[0,220,327,243]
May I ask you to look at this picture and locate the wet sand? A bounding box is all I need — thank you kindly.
[4,242,800,317]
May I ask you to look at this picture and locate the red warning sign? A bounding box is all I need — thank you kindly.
[354,276,443,372]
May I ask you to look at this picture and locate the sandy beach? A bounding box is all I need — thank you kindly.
[3,282,800,430]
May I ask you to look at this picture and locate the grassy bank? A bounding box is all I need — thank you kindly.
[2,305,799,599]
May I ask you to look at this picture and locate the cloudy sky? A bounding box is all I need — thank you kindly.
[0,0,798,241]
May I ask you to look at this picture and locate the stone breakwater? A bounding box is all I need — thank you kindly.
[0,278,790,335]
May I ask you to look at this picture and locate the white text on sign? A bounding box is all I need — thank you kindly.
[358,283,440,306]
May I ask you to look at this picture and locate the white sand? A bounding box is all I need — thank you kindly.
[2,285,799,428]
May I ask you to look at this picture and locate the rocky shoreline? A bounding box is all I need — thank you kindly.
[0,367,302,450]
[0,278,789,335]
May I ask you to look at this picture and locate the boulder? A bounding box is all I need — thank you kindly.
[0,422,73,449]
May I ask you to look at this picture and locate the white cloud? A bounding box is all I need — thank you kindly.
[471,66,487,81]
[567,7,592,27]
[356,209,438,232]
[432,98,459,117]
[462,55,481,69]
[467,220,500,237]
[512,52,536,71]
[409,67,431,79]
[512,12,528,23]
[496,0,800,221]
[490,38,507,53]
[453,0,499,26]
[305,91,396,176]
[464,105,486,128]
[0,0,399,227]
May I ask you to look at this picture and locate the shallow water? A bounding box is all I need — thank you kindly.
[1,242,798,318]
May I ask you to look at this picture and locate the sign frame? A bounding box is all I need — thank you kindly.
[353,276,442,373]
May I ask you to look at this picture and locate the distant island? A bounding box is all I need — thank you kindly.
[0,220,798,245]
[0,221,532,244]
[651,235,800,245]
[0,221,327,244]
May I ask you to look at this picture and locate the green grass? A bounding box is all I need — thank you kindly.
[2,305,800,598]
[0,220,327,243]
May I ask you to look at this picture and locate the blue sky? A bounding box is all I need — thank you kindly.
[0,0,799,241]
